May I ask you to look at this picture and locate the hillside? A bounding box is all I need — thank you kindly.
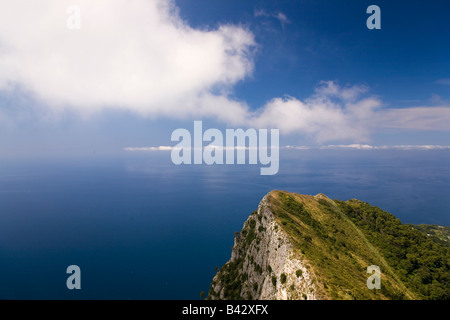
[409,224,450,246]
[207,190,450,300]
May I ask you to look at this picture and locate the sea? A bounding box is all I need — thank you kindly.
[0,149,449,299]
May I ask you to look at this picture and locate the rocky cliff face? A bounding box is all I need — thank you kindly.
[208,193,320,300]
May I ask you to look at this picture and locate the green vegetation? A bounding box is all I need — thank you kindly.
[208,190,450,300]
[268,191,449,300]
[244,218,257,245]
[410,224,450,246]
[254,263,263,274]
[211,257,245,299]
[272,276,277,286]
[269,192,397,299]
[336,199,450,300]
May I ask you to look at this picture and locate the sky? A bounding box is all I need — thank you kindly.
[0,0,449,158]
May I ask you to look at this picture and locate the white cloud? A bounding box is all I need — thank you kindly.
[282,144,450,151]
[0,0,255,121]
[335,144,450,150]
[322,144,378,150]
[124,145,277,152]
[124,146,173,151]
[250,81,381,142]
[275,12,290,25]
[254,9,291,28]
[127,144,450,151]
[377,107,450,130]
[251,82,450,141]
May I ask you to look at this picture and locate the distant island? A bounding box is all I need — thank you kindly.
[207,191,450,300]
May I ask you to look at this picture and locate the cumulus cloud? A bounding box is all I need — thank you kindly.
[247,83,450,141]
[250,81,381,142]
[0,0,255,120]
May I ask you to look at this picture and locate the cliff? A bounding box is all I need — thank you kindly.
[207,190,450,300]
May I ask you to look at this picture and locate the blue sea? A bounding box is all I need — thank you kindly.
[0,149,449,299]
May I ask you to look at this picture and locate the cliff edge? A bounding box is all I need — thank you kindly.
[207,190,450,300]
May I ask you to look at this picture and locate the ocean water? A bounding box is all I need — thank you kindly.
[0,149,449,299]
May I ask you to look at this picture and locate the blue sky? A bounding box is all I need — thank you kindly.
[0,0,449,157]
[178,0,450,105]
